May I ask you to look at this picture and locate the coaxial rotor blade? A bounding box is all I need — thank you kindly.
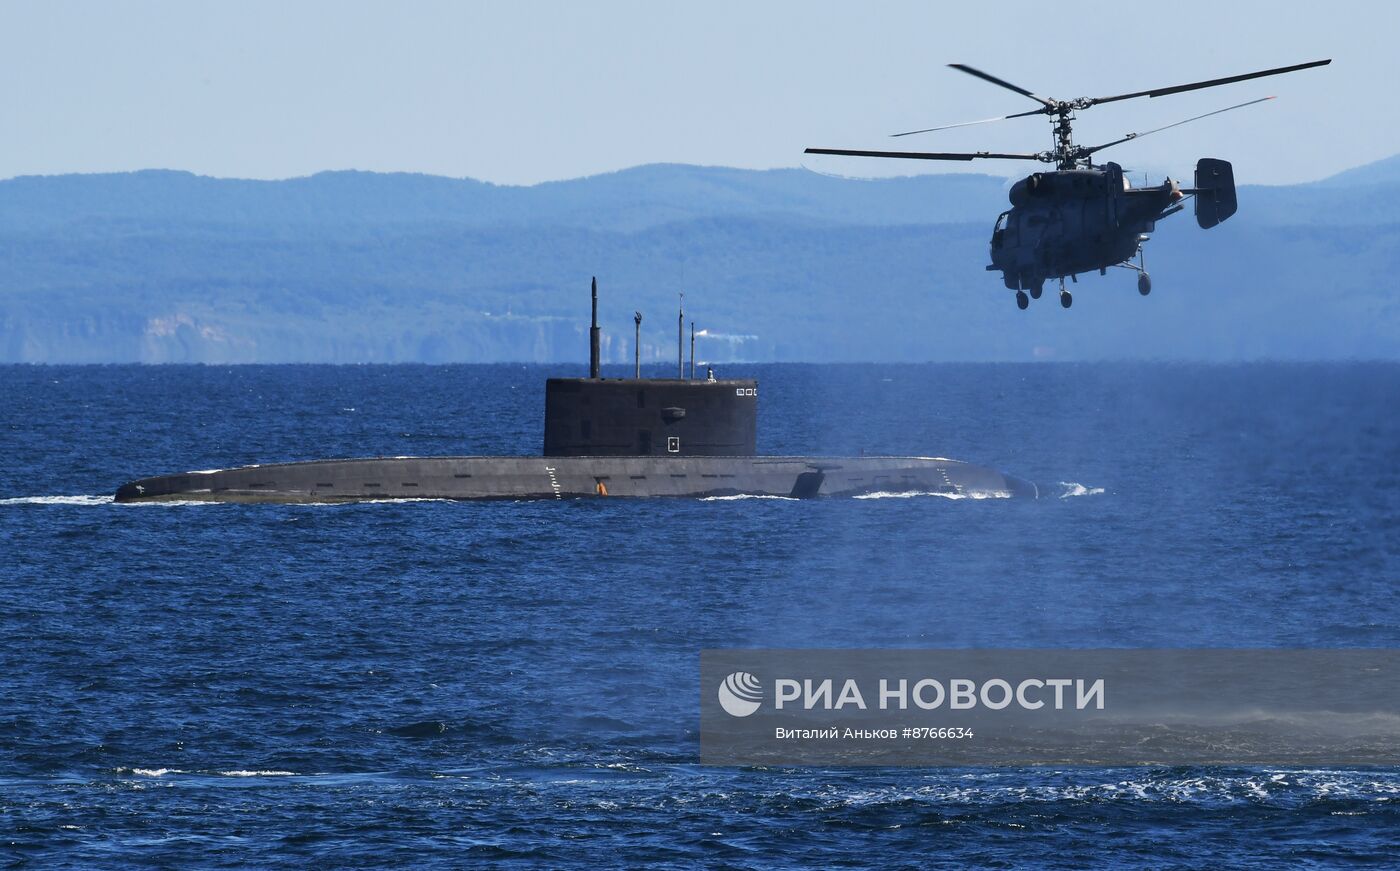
[1088,59,1329,106]
[891,106,1046,137]
[947,63,1056,108]
[1079,96,1276,157]
[804,147,1046,162]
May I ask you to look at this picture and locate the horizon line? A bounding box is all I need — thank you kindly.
[0,155,1387,189]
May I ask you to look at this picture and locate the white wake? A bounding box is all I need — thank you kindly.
[1058,482,1106,498]
[0,494,223,507]
[0,494,114,505]
[854,490,1010,500]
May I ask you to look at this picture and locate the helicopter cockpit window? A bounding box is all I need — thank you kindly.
[992,211,1010,248]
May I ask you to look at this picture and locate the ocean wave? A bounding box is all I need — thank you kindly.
[699,490,1015,502]
[927,771,1400,805]
[0,494,114,505]
[713,770,1400,810]
[853,490,1010,500]
[115,766,300,778]
[218,770,297,777]
[0,494,230,507]
[120,500,229,507]
[121,767,184,777]
[1058,482,1106,498]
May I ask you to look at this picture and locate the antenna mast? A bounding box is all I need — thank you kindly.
[589,276,600,379]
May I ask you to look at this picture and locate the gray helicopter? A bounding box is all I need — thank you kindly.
[807,59,1330,309]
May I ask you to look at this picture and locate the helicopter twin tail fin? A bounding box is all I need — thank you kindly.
[1192,158,1237,229]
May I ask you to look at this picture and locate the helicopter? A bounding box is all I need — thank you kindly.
[806,59,1330,309]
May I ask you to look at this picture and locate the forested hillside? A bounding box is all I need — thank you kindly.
[1,161,1395,362]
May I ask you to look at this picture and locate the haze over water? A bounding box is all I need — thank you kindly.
[2,362,1396,866]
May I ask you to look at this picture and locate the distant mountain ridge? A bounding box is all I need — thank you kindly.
[1314,153,1400,187]
[0,165,1012,232]
[0,157,1396,363]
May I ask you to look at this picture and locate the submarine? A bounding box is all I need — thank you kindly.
[115,280,1037,503]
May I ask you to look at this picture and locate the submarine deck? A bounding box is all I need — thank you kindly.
[115,455,1037,503]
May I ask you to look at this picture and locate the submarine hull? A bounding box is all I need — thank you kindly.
[114,456,1037,503]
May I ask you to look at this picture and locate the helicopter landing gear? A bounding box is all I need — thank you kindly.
[1058,277,1072,309]
[1029,283,1042,300]
[1113,248,1152,298]
[1015,290,1029,310]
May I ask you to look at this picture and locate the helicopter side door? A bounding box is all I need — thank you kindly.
[1020,207,1055,273]
[1104,162,1125,228]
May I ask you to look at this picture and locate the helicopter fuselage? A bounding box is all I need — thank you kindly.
[988,162,1181,292]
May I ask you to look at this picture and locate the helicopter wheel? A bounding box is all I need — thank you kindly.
[1138,273,1152,296]
[1060,290,1073,309]
[1029,283,1042,300]
[1015,290,1029,310]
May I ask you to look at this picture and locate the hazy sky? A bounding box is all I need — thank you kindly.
[0,0,1392,185]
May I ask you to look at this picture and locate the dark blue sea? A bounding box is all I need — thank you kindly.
[2,362,1397,868]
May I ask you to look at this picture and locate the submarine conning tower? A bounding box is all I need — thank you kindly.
[543,278,757,458]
